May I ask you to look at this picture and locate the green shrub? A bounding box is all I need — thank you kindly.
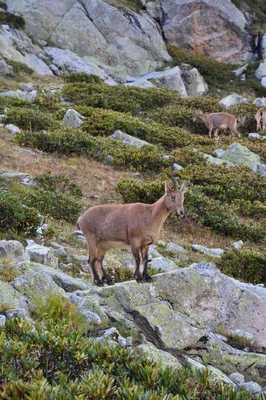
[5,60,34,75]
[0,97,32,113]
[0,11,25,29]
[64,72,104,84]
[35,173,82,198]
[0,190,41,234]
[6,107,58,131]
[217,249,266,284]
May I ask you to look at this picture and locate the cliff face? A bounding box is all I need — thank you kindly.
[4,0,252,77]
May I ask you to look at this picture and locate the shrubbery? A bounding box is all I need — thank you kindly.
[6,107,58,131]
[217,249,266,284]
[5,60,34,75]
[0,11,25,29]
[35,173,82,198]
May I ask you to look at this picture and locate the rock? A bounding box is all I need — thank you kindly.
[25,243,58,269]
[1,172,39,187]
[62,109,85,128]
[192,244,224,258]
[182,67,208,97]
[229,329,254,342]
[0,59,13,75]
[137,342,183,370]
[5,124,21,134]
[160,0,251,64]
[172,163,184,171]
[240,381,262,395]
[261,33,266,60]
[149,256,177,272]
[219,93,249,109]
[19,83,35,92]
[29,262,91,292]
[229,372,245,386]
[78,309,101,325]
[0,315,6,326]
[109,130,150,148]
[0,281,29,316]
[165,242,187,255]
[261,77,266,88]
[0,115,5,122]
[125,79,156,89]
[255,60,266,81]
[5,308,29,320]
[0,89,38,102]
[96,327,127,346]
[249,133,261,139]
[0,240,29,264]
[233,64,248,76]
[232,240,244,249]
[50,242,67,257]
[202,153,234,166]
[213,149,225,158]
[253,97,266,107]
[219,143,264,173]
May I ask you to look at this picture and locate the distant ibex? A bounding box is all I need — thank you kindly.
[78,177,187,286]
[255,108,266,131]
[195,110,245,138]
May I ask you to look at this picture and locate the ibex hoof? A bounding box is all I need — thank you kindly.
[106,278,115,286]
[94,279,104,287]
[135,276,144,283]
[144,275,153,283]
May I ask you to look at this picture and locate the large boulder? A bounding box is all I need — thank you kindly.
[62,109,85,128]
[181,67,208,97]
[219,93,249,109]
[160,0,251,64]
[0,240,29,264]
[219,143,265,173]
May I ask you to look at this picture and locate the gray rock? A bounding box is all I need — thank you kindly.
[25,243,58,268]
[1,172,39,188]
[252,97,266,107]
[240,381,262,395]
[261,33,266,60]
[5,124,21,134]
[0,89,38,102]
[255,60,266,81]
[0,281,29,316]
[50,242,67,257]
[109,130,150,148]
[0,59,13,75]
[96,327,127,346]
[0,115,5,122]
[138,342,183,370]
[0,240,29,264]
[249,133,261,139]
[19,83,35,92]
[219,93,249,109]
[192,244,224,258]
[182,67,208,97]
[62,109,85,128]
[220,143,265,174]
[79,309,101,325]
[202,153,234,166]
[229,329,254,341]
[172,163,184,171]
[5,308,29,320]
[0,315,6,326]
[149,256,177,272]
[213,149,225,158]
[229,372,245,386]
[166,242,187,255]
[232,240,244,249]
[233,64,248,76]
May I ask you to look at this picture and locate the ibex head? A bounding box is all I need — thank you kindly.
[165,176,187,217]
[236,116,246,128]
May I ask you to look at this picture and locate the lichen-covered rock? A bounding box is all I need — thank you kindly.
[149,256,178,272]
[25,243,58,268]
[219,143,264,173]
[1,172,38,187]
[137,342,183,370]
[165,242,187,255]
[0,281,29,315]
[62,108,85,128]
[0,240,29,264]
[181,67,208,97]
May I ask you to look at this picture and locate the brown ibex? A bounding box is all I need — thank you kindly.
[78,177,187,286]
[195,110,245,138]
[255,108,266,131]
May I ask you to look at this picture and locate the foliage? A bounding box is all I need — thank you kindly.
[6,107,58,131]
[5,60,34,75]
[63,72,104,84]
[35,173,82,198]
[217,249,266,285]
[0,11,25,29]
[0,318,259,399]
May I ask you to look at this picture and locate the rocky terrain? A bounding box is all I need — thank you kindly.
[0,0,266,398]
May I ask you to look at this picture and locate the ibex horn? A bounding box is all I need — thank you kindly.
[170,175,177,190]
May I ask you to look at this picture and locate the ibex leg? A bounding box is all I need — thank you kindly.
[208,124,213,138]
[97,245,114,285]
[86,235,103,286]
[141,245,152,282]
[130,240,143,283]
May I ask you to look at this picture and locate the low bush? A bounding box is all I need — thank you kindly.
[6,107,58,131]
[64,72,103,84]
[0,97,32,113]
[5,60,34,75]
[0,11,25,29]
[217,249,266,284]
[35,173,82,198]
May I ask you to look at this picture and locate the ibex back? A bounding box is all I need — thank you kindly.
[78,177,187,286]
[255,108,266,131]
[195,111,245,138]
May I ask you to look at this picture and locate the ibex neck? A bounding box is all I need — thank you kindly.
[152,194,170,226]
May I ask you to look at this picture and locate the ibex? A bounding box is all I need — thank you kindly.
[255,108,266,131]
[195,110,245,138]
[78,177,187,286]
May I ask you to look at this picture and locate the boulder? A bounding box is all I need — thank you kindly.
[0,59,13,75]
[5,124,21,134]
[0,89,38,102]
[232,240,244,249]
[109,130,150,148]
[219,143,264,173]
[25,243,58,268]
[137,342,183,370]
[181,67,208,97]
[219,93,249,109]
[253,98,266,107]
[62,109,85,128]
[229,372,245,386]
[1,172,38,187]
[165,242,187,255]
[149,256,178,272]
[160,0,251,64]
[240,381,262,395]
[0,240,29,264]
[0,281,29,316]
[192,244,224,258]
[255,60,266,81]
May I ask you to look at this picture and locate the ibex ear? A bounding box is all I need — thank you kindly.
[165,182,172,193]
[180,180,187,193]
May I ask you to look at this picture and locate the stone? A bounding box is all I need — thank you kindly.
[1,172,39,187]
[0,59,13,75]
[19,83,35,92]
[50,242,67,257]
[25,243,58,269]
[0,281,29,316]
[5,308,29,320]
[261,33,266,60]
[172,163,184,171]
[5,124,21,134]
[240,381,262,395]
[192,244,224,258]
[149,256,178,272]
[232,240,244,249]
[0,240,29,264]
[62,109,85,128]
[0,89,38,102]
[253,98,266,107]
[165,242,187,255]
[0,115,5,122]
[0,315,6,326]
[213,149,225,158]
[255,60,266,81]
[78,309,101,325]
[109,130,150,148]
[233,64,248,76]
[182,67,208,97]
[160,0,251,64]
[261,77,266,88]
[229,372,245,386]
[96,327,127,346]
[220,143,263,172]
[137,342,183,370]
[249,133,261,139]
[219,93,249,109]
[202,153,234,166]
